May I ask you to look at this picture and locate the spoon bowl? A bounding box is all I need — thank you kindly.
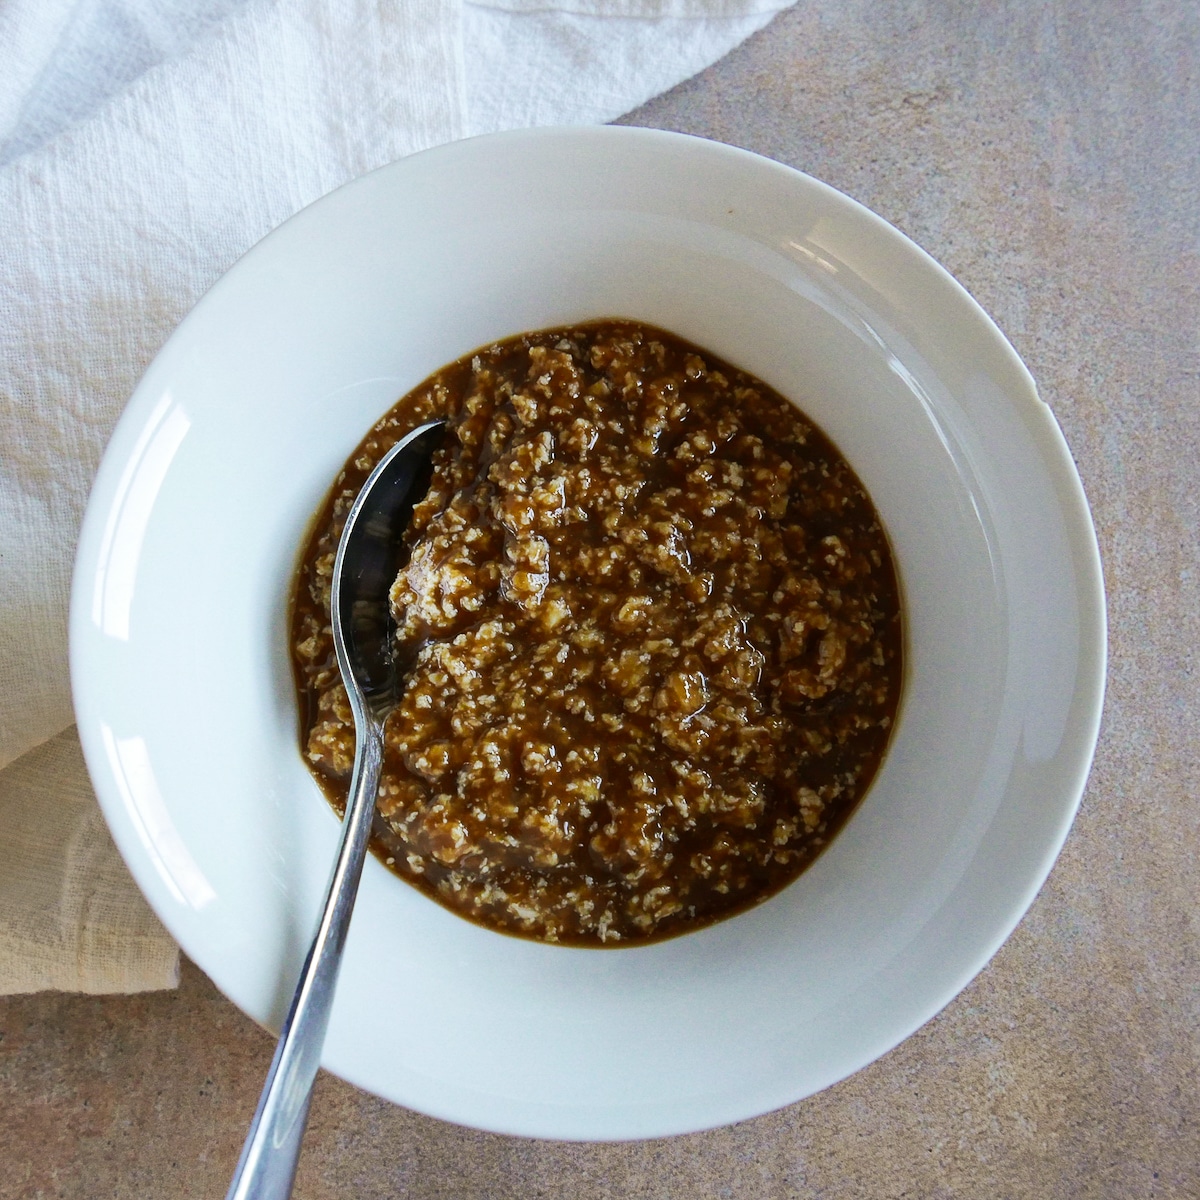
[332,421,444,723]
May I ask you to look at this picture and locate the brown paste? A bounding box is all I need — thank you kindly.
[291,321,902,945]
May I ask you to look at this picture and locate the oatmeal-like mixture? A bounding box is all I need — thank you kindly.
[292,321,902,944]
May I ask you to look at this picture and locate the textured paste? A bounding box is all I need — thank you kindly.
[292,321,902,944]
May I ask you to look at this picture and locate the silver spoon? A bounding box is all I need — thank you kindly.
[226,418,445,1200]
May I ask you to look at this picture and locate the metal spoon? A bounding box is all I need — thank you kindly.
[226,418,445,1200]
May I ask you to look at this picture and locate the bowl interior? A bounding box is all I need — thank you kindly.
[71,128,1104,1140]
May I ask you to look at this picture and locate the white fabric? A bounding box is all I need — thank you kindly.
[0,0,786,993]
[486,0,780,16]
[464,2,774,132]
[0,727,180,993]
[0,0,252,163]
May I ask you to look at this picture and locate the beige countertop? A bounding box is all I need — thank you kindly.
[3,1,1197,1196]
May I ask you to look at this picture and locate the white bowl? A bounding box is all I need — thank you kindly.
[70,127,1106,1140]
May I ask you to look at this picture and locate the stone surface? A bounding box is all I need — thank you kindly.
[3,0,1197,1196]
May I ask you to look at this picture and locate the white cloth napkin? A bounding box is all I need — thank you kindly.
[0,0,784,993]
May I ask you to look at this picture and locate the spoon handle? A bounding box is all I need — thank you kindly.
[226,725,385,1200]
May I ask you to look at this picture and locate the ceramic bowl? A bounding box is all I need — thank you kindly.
[70,127,1106,1140]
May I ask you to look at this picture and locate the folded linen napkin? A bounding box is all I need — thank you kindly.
[0,0,784,993]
